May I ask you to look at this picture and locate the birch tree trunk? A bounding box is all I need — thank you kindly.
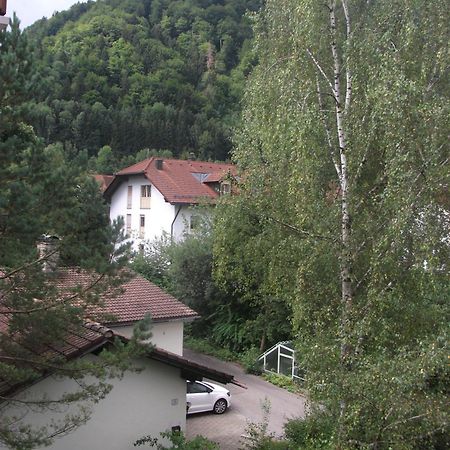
[328,2,354,444]
[220,0,450,446]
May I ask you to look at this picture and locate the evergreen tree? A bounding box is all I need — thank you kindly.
[0,17,140,448]
[24,0,262,161]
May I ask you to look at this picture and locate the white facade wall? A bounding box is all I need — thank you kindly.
[109,175,208,250]
[113,320,185,356]
[0,357,186,450]
[172,205,195,241]
[109,175,175,251]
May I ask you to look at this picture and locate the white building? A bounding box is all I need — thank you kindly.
[101,158,236,251]
[0,323,234,450]
[57,268,200,356]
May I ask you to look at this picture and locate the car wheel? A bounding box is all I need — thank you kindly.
[213,399,227,414]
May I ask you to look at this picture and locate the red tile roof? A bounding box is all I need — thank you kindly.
[0,317,114,396]
[54,268,199,325]
[93,174,115,192]
[0,319,235,396]
[105,157,236,204]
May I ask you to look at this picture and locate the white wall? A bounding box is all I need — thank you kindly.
[172,206,211,242]
[114,321,185,356]
[0,357,187,450]
[109,176,214,249]
[109,175,176,251]
[172,205,193,241]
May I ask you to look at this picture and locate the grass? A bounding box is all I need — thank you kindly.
[261,372,305,395]
[184,336,239,362]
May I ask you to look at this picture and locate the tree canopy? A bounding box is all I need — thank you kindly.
[24,0,261,164]
[0,17,142,448]
[214,0,449,447]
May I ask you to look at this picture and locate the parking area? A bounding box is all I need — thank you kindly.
[184,348,307,449]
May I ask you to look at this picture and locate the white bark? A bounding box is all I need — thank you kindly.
[329,1,353,335]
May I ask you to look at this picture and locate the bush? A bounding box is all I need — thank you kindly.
[261,373,302,394]
[284,412,333,449]
[184,336,238,362]
[240,347,263,374]
[134,430,218,449]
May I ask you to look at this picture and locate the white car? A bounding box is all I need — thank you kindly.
[186,380,231,414]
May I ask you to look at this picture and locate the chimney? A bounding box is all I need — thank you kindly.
[37,235,60,273]
[0,0,8,31]
[155,159,163,170]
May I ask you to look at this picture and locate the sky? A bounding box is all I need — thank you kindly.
[8,0,88,28]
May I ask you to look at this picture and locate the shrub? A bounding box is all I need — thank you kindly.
[184,336,238,362]
[134,430,218,449]
[240,346,263,374]
[284,412,333,449]
[261,373,302,394]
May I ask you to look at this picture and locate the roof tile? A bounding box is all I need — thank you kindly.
[112,157,236,204]
[55,268,199,325]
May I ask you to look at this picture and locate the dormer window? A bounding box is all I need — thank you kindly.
[140,185,151,208]
[220,181,231,195]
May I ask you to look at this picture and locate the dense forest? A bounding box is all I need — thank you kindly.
[25,0,261,167]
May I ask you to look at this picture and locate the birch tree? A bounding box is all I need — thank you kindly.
[215,0,449,447]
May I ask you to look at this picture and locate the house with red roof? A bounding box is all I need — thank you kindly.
[103,157,236,250]
[0,320,235,450]
[0,250,236,449]
[56,268,199,356]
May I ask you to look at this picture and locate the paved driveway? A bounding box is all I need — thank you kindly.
[184,348,307,449]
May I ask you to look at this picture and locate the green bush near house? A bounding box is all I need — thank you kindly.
[184,336,238,362]
[240,346,263,375]
[261,373,303,395]
[284,413,333,450]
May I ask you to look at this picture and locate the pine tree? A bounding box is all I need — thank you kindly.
[0,17,139,448]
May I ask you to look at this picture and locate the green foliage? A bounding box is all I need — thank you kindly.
[184,335,238,362]
[134,430,218,449]
[240,399,291,450]
[261,373,301,395]
[240,346,262,374]
[215,0,449,448]
[131,236,172,289]
[0,18,133,448]
[24,0,262,161]
[284,413,333,450]
[213,196,295,351]
[133,216,291,351]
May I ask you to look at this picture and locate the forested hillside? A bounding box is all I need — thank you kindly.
[25,0,261,165]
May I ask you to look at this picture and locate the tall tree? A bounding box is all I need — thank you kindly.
[215,0,449,447]
[0,17,140,449]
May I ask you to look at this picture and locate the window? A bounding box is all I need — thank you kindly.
[220,181,231,195]
[187,381,211,394]
[127,186,132,209]
[139,215,145,239]
[190,214,200,231]
[140,185,151,209]
[126,214,132,235]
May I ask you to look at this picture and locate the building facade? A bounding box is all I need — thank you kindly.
[103,158,235,251]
